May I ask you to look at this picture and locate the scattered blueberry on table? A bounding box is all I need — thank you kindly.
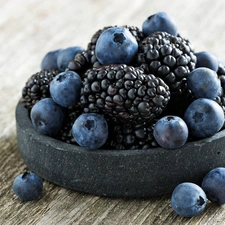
[201,167,225,205]
[171,182,207,217]
[13,172,43,201]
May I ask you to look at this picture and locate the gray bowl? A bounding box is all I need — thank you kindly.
[16,102,225,198]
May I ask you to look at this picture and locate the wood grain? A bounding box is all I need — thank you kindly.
[1,0,225,224]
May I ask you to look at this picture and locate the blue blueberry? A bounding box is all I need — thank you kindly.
[41,49,61,70]
[31,98,65,135]
[72,113,108,150]
[202,167,225,205]
[153,115,188,149]
[57,46,84,71]
[195,51,219,71]
[95,27,138,65]
[171,182,207,217]
[50,71,82,108]
[13,172,43,201]
[142,12,178,37]
[187,67,221,99]
[184,98,224,139]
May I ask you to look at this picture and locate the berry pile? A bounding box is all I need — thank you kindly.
[21,12,225,150]
[18,11,225,217]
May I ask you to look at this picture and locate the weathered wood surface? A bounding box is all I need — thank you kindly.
[1,0,225,224]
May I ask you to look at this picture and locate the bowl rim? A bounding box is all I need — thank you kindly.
[16,100,225,155]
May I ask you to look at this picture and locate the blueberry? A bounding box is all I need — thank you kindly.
[50,71,82,108]
[57,46,84,71]
[13,172,43,201]
[195,51,219,71]
[153,116,188,149]
[184,98,224,139]
[41,49,61,70]
[142,12,178,36]
[171,182,207,217]
[202,167,225,205]
[72,113,108,150]
[31,98,65,135]
[95,27,138,65]
[187,67,221,99]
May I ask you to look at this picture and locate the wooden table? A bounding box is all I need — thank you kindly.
[1,0,225,224]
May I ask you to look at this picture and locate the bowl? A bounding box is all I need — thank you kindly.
[16,101,225,198]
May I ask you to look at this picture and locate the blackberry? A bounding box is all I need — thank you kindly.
[215,63,225,116]
[67,25,145,74]
[135,31,196,92]
[217,62,225,76]
[21,70,59,110]
[80,64,170,124]
[54,104,82,144]
[66,50,94,77]
[162,78,194,117]
[104,121,158,150]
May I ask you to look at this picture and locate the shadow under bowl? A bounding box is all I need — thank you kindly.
[16,102,225,198]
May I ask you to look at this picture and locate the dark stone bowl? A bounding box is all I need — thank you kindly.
[16,102,225,198]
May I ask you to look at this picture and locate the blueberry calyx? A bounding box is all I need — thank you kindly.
[113,33,126,45]
[85,119,95,130]
[197,196,205,206]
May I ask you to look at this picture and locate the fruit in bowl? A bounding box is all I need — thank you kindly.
[17,12,225,199]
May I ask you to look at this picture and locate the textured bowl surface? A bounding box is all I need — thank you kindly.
[16,102,225,198]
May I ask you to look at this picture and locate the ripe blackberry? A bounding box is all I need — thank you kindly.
[104,121,158,150]
[67,25,145,74]
[80,64,170,124]
[66,50,94,77]
[21,70,59,110]
[162,78,194,117]
[135,31,196,92]
[215,63,225,117]
[217,62,225,76]
[54,104,82,144]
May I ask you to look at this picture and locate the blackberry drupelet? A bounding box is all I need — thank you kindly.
[54,104,82,144]
[214,63,225,117]
[67,25,145,74]
[66,50,94,77]
[21,70,59,110]
[105,121,158,150]
[162,78,195,117]
[80,64,170,124]
[135,31,196,92]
